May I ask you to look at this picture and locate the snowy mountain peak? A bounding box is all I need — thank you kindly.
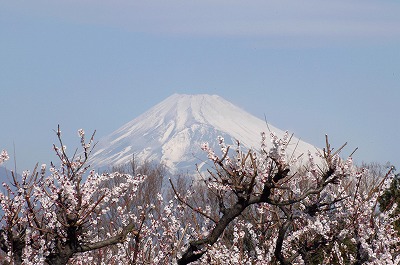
[90,94,318,172]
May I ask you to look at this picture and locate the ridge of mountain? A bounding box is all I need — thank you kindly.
[0,166,17,184]
[90,94,318,172]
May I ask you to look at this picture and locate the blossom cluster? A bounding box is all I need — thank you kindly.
[186,131,400,264]
[0,129,399,265]
[0,149,9,164]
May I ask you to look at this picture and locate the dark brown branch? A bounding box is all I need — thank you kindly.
[275,220,291,265]
[178,201,248,265]
[77,222,138,252]
[169,178,217,223]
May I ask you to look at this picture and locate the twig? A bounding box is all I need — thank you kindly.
[169,178,217,223]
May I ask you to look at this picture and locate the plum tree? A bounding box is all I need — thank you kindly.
[0,128,398,265]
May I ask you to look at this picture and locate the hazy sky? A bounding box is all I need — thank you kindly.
[1,1,399,171]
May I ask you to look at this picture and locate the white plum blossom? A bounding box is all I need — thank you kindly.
[0,129,399,265]
[0,149,9,164]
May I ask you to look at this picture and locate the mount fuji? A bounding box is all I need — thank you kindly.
[90,94,318,172]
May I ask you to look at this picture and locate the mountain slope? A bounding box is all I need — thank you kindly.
[0,166,16,184]
[90,94,318,172]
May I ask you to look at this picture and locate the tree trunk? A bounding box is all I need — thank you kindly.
[45,250,74,265]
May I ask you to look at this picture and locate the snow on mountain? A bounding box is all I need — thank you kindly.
[89,94,319,172]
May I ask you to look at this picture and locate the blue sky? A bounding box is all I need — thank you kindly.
[1,0,399,171]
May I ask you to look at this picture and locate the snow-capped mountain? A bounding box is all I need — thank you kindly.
[90,94,318,172]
